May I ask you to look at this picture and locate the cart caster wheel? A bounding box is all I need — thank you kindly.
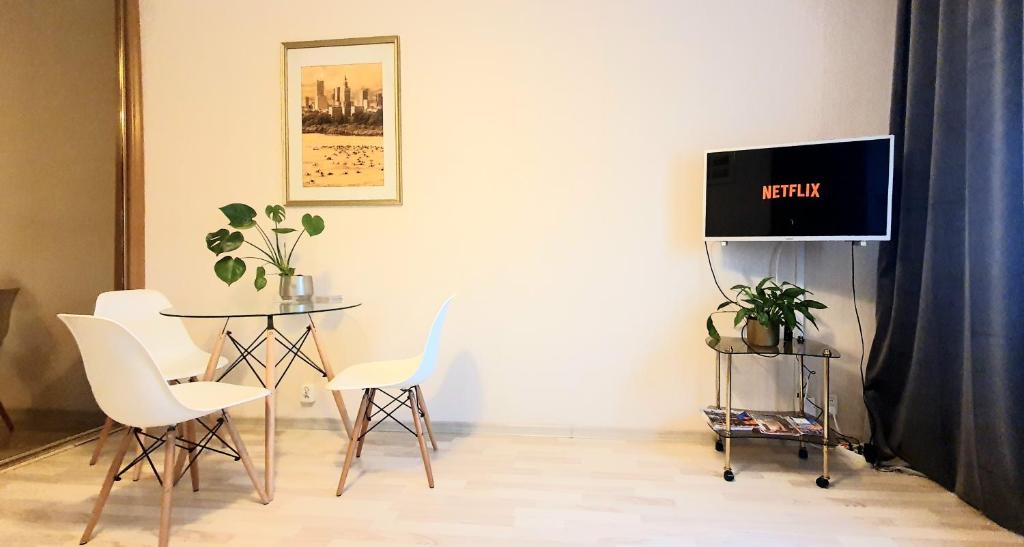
[816,476,829,489]
[715,439,724,452]
[723,469,734,482]
[798,447,808,459]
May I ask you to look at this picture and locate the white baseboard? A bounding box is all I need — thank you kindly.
[232,416,709,442]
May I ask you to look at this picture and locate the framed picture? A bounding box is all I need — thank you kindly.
[282,36,401,205]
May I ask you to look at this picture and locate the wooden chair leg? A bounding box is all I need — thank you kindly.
[80,426,133,544]
[90,417,115,466]
[414,386,438,451]
[356,389,376,458]
[132,433,144,481]
[222,410,269,504]
[0,399,14,432]
[185,420,200,491]
[159,426,177,547]
[172,428,188,487]
[408,389,434,488]
[336,389,370,496]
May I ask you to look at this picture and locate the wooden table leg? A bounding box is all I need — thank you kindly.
[309,320,353,438]
[202,324,228,382]
[223,410,269,504]
[264,327,276,502]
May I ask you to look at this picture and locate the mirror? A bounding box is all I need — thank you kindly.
[0,0,140,466]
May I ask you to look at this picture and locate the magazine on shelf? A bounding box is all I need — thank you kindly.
[785,415,824,436]
[702,407,758,431]
[755,416,800,436]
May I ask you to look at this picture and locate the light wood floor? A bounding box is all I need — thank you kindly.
[0,425,1019,546]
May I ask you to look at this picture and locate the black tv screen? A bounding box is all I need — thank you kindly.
[703,136,893,241]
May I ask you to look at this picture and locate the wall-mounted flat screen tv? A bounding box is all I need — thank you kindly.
[703,135,894,241]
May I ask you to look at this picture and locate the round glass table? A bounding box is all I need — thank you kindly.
[161,296,361,501]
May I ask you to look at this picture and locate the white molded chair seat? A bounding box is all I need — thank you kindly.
[168,382,269,419]
[327,356,422,390]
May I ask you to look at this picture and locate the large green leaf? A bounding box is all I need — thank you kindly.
[301,213,325,236]
[707,315,721,342]
[781,287,806,298]
[214,256,246,286]
[205,229,243,255]
[733,307,749,326]
[265,205,286,223]
[272,227,297,234]
[802,309,819,329]
[220,203,257,229]
[254,266,267,291]
[801,299,827,309]
[716,301,733,310]
[782,306,797,329]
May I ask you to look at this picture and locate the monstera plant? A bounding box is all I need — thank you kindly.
[205,203,325,290]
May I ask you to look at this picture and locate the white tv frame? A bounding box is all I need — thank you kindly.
[702,134,894,242]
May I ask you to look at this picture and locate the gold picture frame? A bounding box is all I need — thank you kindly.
[282,36,402,205]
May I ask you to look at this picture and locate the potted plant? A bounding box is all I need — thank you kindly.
[706,277,826,347]
[205,203,325,300]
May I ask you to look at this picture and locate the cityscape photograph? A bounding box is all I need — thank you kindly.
[300,62,385,187]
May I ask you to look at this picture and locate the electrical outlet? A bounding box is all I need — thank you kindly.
[300,384,316,405]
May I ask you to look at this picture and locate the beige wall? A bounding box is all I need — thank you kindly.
[0,0,118,412]
[140,0,896,436]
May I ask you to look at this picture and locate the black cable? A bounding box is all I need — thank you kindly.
[851,243,874,455]
[704,241,733,303]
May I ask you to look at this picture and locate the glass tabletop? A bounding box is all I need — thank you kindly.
[706,336,840,358]
[160,295,361,319]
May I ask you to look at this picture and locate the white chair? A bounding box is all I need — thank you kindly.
[58,314,268,547]
[89,289,229,466]
[329,296,453,495]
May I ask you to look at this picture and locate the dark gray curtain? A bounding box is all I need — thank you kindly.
[865,0,1023,535]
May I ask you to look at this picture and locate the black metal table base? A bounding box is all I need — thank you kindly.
[217,316,326,388]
